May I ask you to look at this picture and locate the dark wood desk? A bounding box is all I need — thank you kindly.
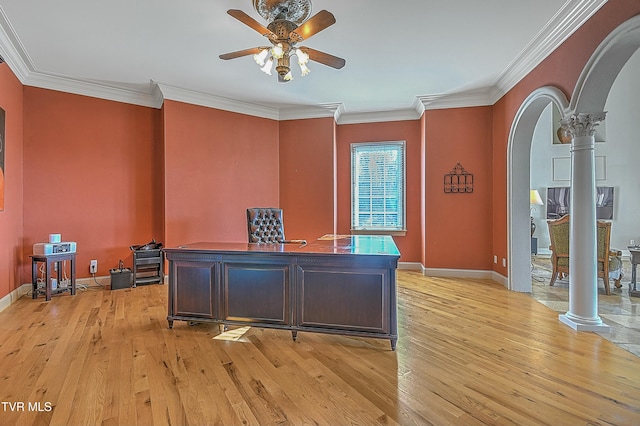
[30,253,77,301]
[629,247,640,297]
[164,235,401,350]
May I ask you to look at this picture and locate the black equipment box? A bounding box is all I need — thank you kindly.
[110,261,132,290]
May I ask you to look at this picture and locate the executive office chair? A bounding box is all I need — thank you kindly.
[246,208,307,245]
[247,207,286,243]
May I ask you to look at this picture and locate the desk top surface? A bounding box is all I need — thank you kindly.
[164,235,400,257]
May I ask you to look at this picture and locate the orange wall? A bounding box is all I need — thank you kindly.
[1,2,638,299]
[279,117,335,241]
[337,120,422,262]
[162,100,279,247]
[424,107,493,270]
[0,64,24,298]
[23,87,163,278]
[490,2,640,275]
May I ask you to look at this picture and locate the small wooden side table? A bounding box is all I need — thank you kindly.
[629,247,640,298]
[30,253,77,301]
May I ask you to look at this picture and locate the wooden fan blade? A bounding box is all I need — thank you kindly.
[292,10,336,40]
[299,47,346,69]
[219,47,265,60]
[227,9,274,37]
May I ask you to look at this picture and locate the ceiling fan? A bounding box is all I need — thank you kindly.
[219,0,346,82]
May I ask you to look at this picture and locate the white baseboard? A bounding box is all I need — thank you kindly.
[76,275,111,288]
[2,276,114,309]
[398,262,423,271]
[399,262,507,286]
[492,271,508,287]
[422,267,501,281]
[0,283,31,313]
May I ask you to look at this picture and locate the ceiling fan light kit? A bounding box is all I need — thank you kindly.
[220,0,345,82]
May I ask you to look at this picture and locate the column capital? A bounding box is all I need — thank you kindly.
[560,112,606,138]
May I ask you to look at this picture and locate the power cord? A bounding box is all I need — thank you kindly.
[76,272,104,291]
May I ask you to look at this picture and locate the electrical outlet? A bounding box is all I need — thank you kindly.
[493,255,497,264]
[502,258,506,267]
[90,259,98,274]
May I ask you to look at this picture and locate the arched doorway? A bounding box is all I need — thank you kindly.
[507,14,640,294]
[507,87,568,292]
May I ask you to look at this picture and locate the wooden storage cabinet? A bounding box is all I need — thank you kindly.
[164,237,400,350]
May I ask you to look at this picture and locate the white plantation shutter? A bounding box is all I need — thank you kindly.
[351,141,406,231]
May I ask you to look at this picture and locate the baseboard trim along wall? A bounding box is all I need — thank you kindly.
[422,267,495,280]
[399,262,507,286]
[398,262,423,271]
[421,267,508,287]
[0,283,31,314]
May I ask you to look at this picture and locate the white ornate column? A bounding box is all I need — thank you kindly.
[558,113,609,332]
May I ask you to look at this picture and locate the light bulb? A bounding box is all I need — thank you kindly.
[253,49,268,66]
[299,62,310,76]
[284,71,293,81]
[261,57,273,75]
[296,48,309,64]
[271,43,284,59]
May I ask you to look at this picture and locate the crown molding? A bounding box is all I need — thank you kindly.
[155,82,279,120]
[0,1,606,122]
[24,72,158,107]
[417,86,498,111]
[336,108,422,125]
[278,103,343,121]
[493,0,607,102]
[0,7,32,82]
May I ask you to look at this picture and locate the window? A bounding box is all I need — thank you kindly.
[351,141,406,233]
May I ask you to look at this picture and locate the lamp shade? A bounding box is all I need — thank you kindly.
[530,189,544,205]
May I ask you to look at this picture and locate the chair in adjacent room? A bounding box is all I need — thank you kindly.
[547,214,570,286]
[247,207,286,243]
[547,214,623,295]
[597,220,624,294]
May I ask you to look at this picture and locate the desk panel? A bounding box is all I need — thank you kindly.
[224,262,290,325]
[297,267,388,333]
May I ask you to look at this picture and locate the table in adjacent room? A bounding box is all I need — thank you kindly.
[629,247,640,298]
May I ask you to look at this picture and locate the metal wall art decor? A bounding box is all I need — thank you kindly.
[444,162,473,193]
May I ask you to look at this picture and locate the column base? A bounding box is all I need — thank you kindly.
[559,313,610,332]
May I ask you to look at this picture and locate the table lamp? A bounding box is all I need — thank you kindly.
[530,189,544,236]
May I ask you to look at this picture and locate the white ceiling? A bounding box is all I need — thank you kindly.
[0,0,607,121]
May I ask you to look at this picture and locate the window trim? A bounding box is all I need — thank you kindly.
[350,141,407,235]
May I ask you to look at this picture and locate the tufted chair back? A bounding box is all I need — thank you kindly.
[247,208,285,243]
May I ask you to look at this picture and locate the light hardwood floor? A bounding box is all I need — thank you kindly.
[532,255,640,357]
[0,271,639,425]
